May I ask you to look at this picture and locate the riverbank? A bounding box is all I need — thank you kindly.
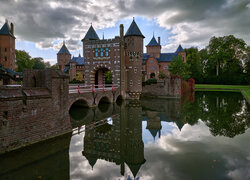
[195,84,250,103]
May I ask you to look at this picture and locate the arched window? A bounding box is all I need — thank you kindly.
[100,48,103,57]
[105,48,109,56]
[95,48,98,57]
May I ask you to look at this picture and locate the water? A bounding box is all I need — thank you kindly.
[0,92,250,180]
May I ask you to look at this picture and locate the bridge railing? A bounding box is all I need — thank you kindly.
[69,84,119,94]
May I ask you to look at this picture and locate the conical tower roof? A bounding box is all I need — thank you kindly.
[82,25,100,41]
[125,19,145,38]
[0,21,15,38]
[57,41,71,55]
[126,159,146,178]
[175,44,184,53]
[147,36,159,46]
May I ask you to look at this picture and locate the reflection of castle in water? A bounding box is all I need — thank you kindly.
[82,101,146,178]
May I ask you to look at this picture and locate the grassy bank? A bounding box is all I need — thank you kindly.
[195,84,250,101]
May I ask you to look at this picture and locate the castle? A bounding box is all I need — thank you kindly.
[58,19,186,83]
[58,19,186,99]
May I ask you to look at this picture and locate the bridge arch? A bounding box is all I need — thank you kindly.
[68,97,90,111]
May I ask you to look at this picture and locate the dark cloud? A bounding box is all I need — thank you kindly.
[0,0,249,52]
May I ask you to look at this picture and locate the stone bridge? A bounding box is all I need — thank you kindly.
[68,85,122,109]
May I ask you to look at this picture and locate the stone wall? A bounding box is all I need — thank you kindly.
[0,69,71,154]
[142,77,182,98]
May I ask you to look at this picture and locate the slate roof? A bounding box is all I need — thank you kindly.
[175,44,184,53]
[125,19,145,38]
[157,53,178,62]
[147,36,159,46]
[0,21,15,38]
[148,129,158,138]
[58,42,71,55]
[82,25,100,41]
[66,54,85,65]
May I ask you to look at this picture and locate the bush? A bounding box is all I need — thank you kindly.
[143,78,157,86]
[69,78,85,84]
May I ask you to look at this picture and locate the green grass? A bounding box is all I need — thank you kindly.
[195,84,250,101]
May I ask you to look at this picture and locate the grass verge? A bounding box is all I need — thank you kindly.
[195,84,250,102]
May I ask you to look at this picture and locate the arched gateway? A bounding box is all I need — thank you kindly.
[82,19,144,100]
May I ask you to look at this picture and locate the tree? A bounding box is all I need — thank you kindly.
[51,63,58,69]
[32,57,46,70]
[185,47,203,83]
[205,35,247,84]
[104,71,112,84]
[15,50,34,72]
[158,70,165,79]
[169,56,191,80]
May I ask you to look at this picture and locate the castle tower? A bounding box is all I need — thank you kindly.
[124,19,144,99]
[0,20,16,70]
[57,41,71,71]
[146,35,161,58]
[175,44,186,62]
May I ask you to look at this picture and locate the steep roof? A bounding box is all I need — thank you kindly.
[82,25,99,41]
[125,19,145,38]
[148,129,158,138]
[66,54,85,66]
[175,44,184,53]
[0,21,15,38]
[147,36,159,46]
[157,53,178,62]
[58,42,71,55]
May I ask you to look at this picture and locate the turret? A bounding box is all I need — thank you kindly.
[57,41,71,71]
[146,35,161,58]
[175,44,186,62]
[124,18,144,99]
[0,20,16,70]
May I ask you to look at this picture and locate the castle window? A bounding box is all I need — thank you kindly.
[164,65,168,70]
[105,48,109,56]
[5,56,7,61]
[95,48,98,57]
[150,66,156,70]
[100,48,103,57]
[5,48,7,52]
[150,60,154,64]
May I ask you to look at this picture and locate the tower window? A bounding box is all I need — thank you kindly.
[100,48,103,57]
[5,56,7,61]
[95,48,98,57]
[5,48,7,52]
[105,48,109,56]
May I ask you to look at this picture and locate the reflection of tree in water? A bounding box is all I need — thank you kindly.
[181,92,250,138]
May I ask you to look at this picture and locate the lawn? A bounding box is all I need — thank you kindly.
[195,84,250,101]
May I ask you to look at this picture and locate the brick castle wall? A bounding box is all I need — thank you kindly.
[0,69,71,154]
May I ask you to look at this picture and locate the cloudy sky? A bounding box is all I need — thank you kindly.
[0,0,249,65]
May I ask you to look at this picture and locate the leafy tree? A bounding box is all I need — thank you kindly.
[105,71,112,84]
[158,70,165,79]
[169,55,191,80]
[32,57,46,70]
[205,35,247,84]
[15,50,34,72]
[76,72,83,81]
[51,63,58,69]
[185,47,203,83]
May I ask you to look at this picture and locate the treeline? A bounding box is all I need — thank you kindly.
[185,35,250,85]
[15,50,57,72]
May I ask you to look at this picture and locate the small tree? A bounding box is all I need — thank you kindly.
[105,71,112,84]
[158,70,165,79]
[169,56,191,80]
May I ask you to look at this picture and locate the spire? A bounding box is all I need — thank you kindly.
[125,18,145,38]
[57,41,71,55]
[0,20,15,38]
[102,32,104,40]
[146,35,159,46]
[82,25,100,41]
[175,44,184,53]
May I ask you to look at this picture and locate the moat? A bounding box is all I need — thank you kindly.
[0,91,250,180]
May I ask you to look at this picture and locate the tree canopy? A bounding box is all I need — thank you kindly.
[169,55,191,80]
[15,50,51,72]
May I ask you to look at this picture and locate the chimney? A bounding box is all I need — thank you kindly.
[11,23,14,35]
[120,24,124,39]
[158,37,160,45]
